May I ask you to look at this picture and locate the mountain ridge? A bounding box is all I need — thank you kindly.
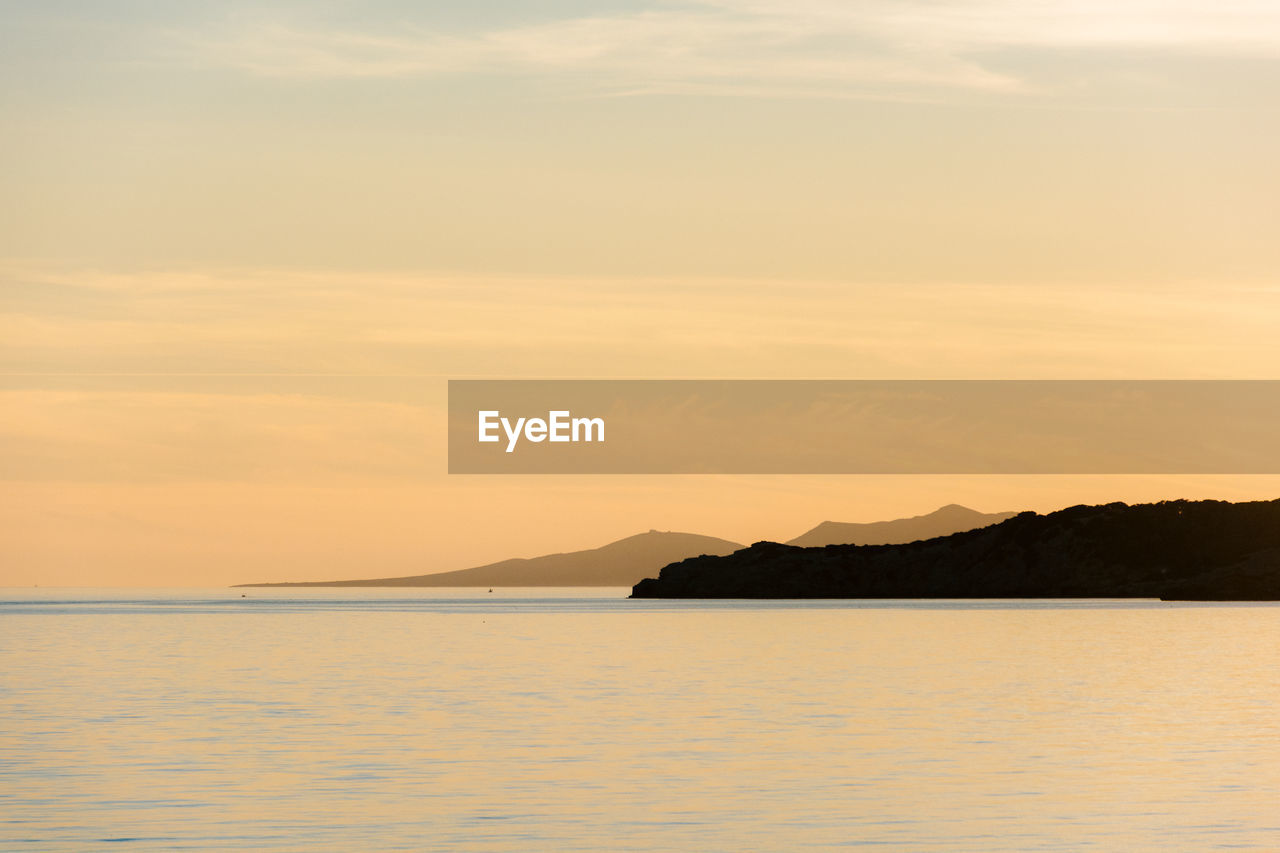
[787,504,1016,547]
[238,504,1017,588]
[237,530,744,588]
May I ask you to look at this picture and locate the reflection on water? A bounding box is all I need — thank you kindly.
[3,589,1279,850]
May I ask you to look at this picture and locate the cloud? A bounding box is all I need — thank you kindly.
[166,0,1280,97]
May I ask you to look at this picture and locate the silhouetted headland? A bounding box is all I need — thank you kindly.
[787,504,1017,547]
[239,530,743,588]
[631,499,1280,600]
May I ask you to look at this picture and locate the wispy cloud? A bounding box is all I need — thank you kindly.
[165,0,1280,97]
[6,265,1278,384]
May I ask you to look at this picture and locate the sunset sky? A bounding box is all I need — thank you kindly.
[3,1,1279,585]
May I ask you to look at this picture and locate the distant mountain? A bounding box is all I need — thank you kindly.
[239,530,744,588]
[787,504,1017,548]
[632,499,1280,600]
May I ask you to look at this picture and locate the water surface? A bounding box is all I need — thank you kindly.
[3,589,1278,850]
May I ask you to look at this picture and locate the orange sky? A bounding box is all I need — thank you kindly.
[3,2,1279,585]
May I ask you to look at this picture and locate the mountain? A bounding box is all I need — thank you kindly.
[786,504,1017,547]
[239,530,744,588]
[632,499,1280,600]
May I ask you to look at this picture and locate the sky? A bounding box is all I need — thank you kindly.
[3,1,1279,585]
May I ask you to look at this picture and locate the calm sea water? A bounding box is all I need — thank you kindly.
[3,589,1279,851]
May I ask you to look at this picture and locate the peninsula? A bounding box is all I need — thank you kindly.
[631,499,1280,600]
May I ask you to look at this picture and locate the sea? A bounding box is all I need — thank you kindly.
[3,588,1278,851]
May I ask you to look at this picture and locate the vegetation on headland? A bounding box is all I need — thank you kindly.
[631,499,1280,600]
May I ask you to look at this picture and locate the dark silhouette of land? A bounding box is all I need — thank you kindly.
[787,504,1016,547]
[238,530,744,588]
[632,499,1280,600]
[237,505,1019,588]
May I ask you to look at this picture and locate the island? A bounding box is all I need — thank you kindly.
[238,530,743,587]
[631,499,1280,600]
